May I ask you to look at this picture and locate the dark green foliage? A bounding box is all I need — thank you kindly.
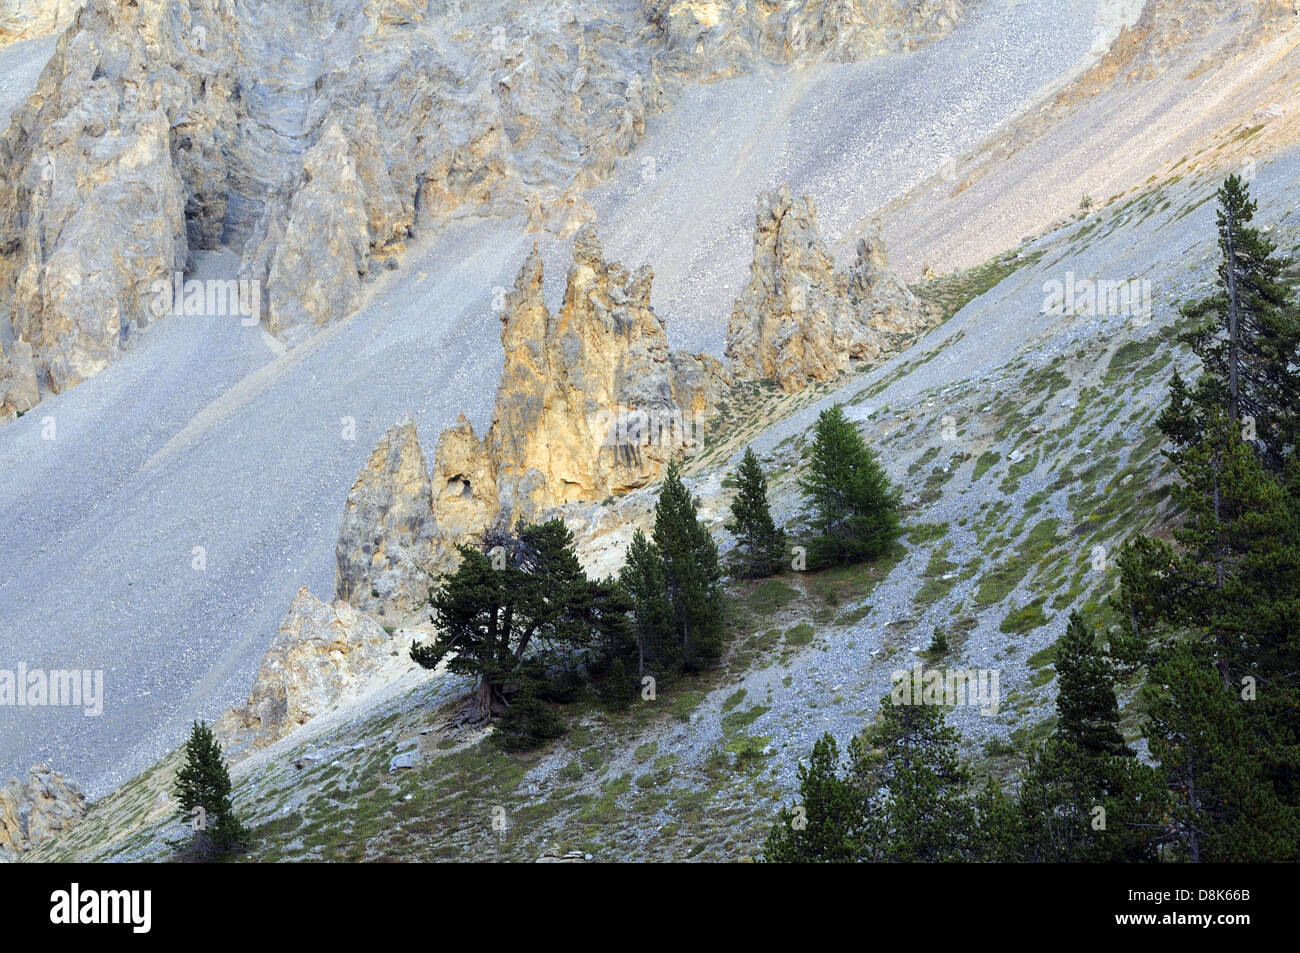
[411,519,628,742]
[494,662,568,752]
[1056,611,1129,757]
[618,462,725,682]
[798,404,901,568]
[855,699,977,862]
[763,733,867,862]
[726,447,787,577]
[173,720,248,858]
[1143,643,1300,861]
[1161,174,1300,472]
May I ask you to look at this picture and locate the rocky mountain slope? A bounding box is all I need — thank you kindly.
[4,0,1300,862]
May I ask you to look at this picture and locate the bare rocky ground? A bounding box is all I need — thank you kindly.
[7,0,1300,862]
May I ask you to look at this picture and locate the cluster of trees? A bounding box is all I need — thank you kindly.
[727,404,901,577]
[767,175,1300,862]
[412,400,903,749]
[409,462,728,748]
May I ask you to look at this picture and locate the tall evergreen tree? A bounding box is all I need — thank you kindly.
[1161,174,1300,471]
[763,733,867,863]
[411,519,625,730]
[1056,611,1129,757]
[651,461,725,670]
[726,446,787,578]
[618,528,676,678]
[854,698,977,862]
[1143,642,1300,861]
[174,720,248,857]
[799,404,901,568]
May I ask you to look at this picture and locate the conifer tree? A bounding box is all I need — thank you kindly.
[854,698,977,862]
[652,461,725,669]
[763,733,867,862]
[618,528,676,678]
[411,519,625,732]
[1161,174,1300,471]
[174,720,248,857]
[799,404,900,568]
[1017,613,1160,862]
[1143,642,1300,861]
[726,446,787,578]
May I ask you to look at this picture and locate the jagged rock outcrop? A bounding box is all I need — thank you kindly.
[0,339,40,420]
[644,0,967,78]
[216,587,393,758]
[262,123,373,346]
[334,416,441,618]
[725,186,931,392]
[0,0,83,45]
[0,0,960,416]
[430,413,498,546]
[0,0,235,393]
[431,224,730,536]
[0,765,85,861]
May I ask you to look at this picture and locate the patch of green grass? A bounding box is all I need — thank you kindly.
[783,623,815,646]
[1000,599,1050,634]
[972,450,1001,482]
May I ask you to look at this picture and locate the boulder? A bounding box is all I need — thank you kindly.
[217,587,394,757]
[0,764,86,861]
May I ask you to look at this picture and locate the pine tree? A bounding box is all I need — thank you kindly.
[174,720,248,857]
[763,733,867,862]
[1017,613,1160,862]
[799,404,900,568]
[1161,174,1300,472]
[618,528,677,678]
[854,698,977,862]
[411,519,625,732]
[652,461,725,670]
[726,447,787,578]
[1143,642,1300,861]
[1056,611,1129,757]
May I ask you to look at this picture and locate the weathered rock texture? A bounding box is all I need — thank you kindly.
[0,339,40,420]
[0,0,234,393]
[0,764,85,861]
[432,224,729,537]
[0,0,83,45]
[334,416,441,618]
[0,0,968,421]
[644,0,967,78]
[216,587,393,758]
[725,185,931,392]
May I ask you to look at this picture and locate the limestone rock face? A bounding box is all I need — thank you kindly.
[0,0,84,45]
[334,416,440,619]
[430,413,498,546]
[216,587,393,758]
[725,186,931,392]
[0,765,86,862]
[644,0,967,78]
[0,0,234,393]
[0,339,40,420]
[262,123,373,347]
[434,225,728,534]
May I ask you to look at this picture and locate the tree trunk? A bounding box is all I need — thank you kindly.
[1225,206,1241,423]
